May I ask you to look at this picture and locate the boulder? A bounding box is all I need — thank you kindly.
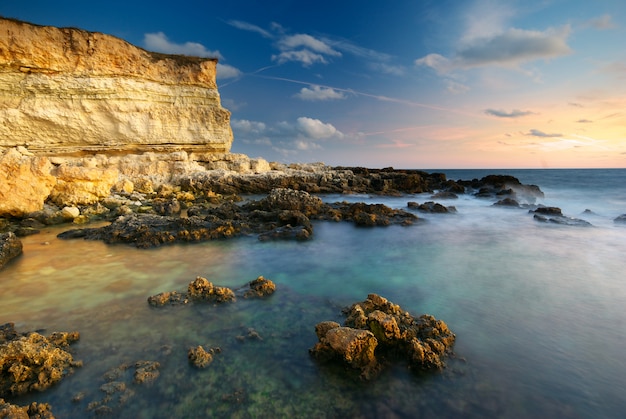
[310,325,378,376]
[0,232,22,270]
[0,148,56,217]
[49,165,119,206]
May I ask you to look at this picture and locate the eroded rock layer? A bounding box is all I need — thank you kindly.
[0,18,233,155]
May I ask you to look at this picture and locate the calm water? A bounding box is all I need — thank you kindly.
[2,169,626,418]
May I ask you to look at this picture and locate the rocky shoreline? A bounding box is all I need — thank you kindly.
[0,147,550,259]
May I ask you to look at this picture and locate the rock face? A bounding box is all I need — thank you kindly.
[0,17,233,155]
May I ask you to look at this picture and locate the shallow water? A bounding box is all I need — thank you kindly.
[2,169,626,418]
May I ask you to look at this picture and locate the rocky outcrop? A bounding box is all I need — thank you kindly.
[407,201,457,213]
[147,276,276,307]
[613,214,626,224]
[457,174,544,204]
[57,188,418,247]
[0,17,232,155]
[531,207,592,226]
[310,294,455,379]
[0,232,22,270]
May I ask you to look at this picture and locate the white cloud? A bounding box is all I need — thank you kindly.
[144,32,222,58]
[295,140,321,150]
[415,53,453,74]
[296,117,344,140]
[232,119,267,134]
[278,34,341,57]
[272,50,329,67]
[217,63,242,79]
[295,85,346,101]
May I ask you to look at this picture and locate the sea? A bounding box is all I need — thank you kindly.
[1,168,625,418]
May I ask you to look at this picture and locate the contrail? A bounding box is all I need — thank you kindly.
[251,74,479,118]
[221,66,481,120]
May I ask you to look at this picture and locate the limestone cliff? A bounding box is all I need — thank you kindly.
[0,17,233,155]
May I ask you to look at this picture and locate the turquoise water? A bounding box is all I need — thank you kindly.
[1,169,626,418]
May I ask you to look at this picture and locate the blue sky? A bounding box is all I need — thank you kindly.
[2,0,626,168]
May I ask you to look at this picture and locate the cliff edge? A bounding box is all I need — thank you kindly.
[0,17,233,155]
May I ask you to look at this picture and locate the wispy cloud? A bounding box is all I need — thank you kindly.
[144,32,222,58]
[526,129,562,138]
[295,85,347,101]
[485,108,534,118]
[227,19,400,73]
[583,14,616,30]
[217,63,242,80]
[226,20,273,38]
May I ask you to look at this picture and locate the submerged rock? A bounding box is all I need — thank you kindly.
[407,201,456,213]
[187,276,236,303]
[0,398,56,419]
[614,214,626,224]
[531,207,592,226]
[147,291,188,307]
[242,276,276,299]
[188,346,221,369]
[0,327,81,397]
[310,294,455,379]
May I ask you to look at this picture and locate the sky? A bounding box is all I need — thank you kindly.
[2,1,626,168]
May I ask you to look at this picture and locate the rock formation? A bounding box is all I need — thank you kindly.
[310,294,455,379]
[0,17,233,155]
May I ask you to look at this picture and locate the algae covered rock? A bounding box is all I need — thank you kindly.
[310,324,378,378]
[0,328,81,396]
[187,276,235,303]
[0,398,55,419]
[187,346,221,369]
[311,294,455,379]
[242,276,276,299]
